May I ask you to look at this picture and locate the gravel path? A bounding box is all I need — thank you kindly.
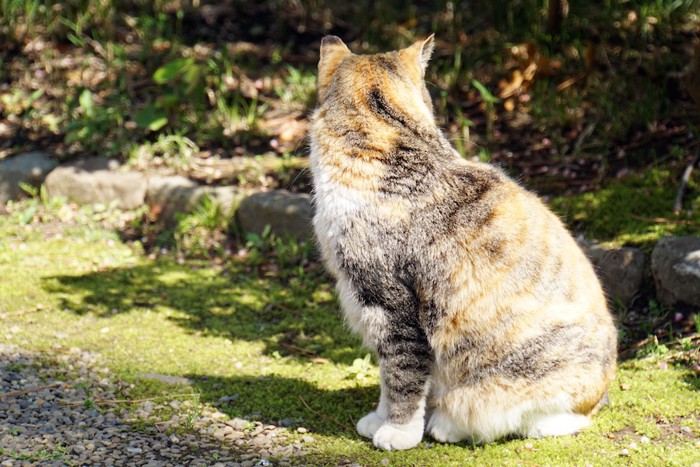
[0,344,312,466]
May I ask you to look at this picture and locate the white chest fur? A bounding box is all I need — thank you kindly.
[310,146,371,337]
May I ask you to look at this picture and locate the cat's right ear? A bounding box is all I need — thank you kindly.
[318,36,351,101]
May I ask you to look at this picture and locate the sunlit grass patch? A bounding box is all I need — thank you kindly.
[551,167,700,248]
[1,202,699,465]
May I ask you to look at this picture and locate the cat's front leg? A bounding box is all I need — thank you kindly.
[356,375,388,438]
[369,328,432,451]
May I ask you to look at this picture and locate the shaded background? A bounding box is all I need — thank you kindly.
[1,0,699,243]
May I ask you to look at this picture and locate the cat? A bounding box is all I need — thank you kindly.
[309,35,617,451]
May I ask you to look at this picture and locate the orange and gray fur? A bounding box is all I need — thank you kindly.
[310,35,617,451]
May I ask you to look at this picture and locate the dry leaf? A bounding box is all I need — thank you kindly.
[309,357,329,364]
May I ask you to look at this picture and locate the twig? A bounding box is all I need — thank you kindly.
[666,333,700,347]
[556,71,586,92]
[620,332,699,358]
[0,305,46,320]
[278,342,316,356]
[298,396,354,432]
[619,336,655,359]
[0,382,63,398]
[571,122,596,156]
[628,214,699,227]
[673,150,700,214]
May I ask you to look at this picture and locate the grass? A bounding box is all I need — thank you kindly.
[551,167,700,249]
[1,1,699,463]
[1,204,698,466]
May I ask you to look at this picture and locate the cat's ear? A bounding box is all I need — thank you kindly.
[402,34,435,77]
[320,35,351,63]
[318,36,351,100]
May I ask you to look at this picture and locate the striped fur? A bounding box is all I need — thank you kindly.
[310,35,617,451]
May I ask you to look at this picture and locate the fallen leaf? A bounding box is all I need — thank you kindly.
[309,357,329,364]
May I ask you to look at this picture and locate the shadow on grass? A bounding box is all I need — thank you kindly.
[41,258,364,365]
[188,373,377,439]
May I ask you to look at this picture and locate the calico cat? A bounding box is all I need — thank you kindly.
[310,35,617,451]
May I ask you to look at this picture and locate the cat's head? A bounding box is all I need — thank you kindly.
[316,35,435,119]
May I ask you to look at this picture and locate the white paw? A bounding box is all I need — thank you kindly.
[427,410,465,443]
[373,423,423,451]
[357,411,384,439]
[527,413,591,438]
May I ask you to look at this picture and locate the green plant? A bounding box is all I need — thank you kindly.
[173,195,230,258]
[347,353,374,380]
[637,334,670,358]
[64,89,125,154]
[184,392,202,430]
[471,79,501,143]
[214,94,267,139]
[7,184,66,226]
[242,227,316,279]
[0,0,40,40]
[450,107,475,157]
[128,134,199,172]
[275,65,316,109]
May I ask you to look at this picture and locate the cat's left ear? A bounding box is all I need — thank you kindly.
[402,34,435,77]
[318,36,352,101]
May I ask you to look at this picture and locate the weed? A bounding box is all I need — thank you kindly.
[346,353,375,381]
[128,135,199,172]
[214,94,267,140]
[64,89,126,156]
[5,362,24,372]
[184,392,202,430]
[637,335,670,358]
[471,79,501,144]
[275,65,316,109]
[173,194,230,258]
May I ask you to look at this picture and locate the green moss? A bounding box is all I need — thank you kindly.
[1,215,698,466]
[551,168,700,249]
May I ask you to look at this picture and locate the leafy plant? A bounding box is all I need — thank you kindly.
[64,89,125,154]
[173,195,230,258]
[347,353,374,380]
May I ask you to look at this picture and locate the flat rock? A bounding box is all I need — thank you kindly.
[651,236,700,307]
[146,175,246,224]
[236,190,313,241]
[44,157,147,209]
[0,151,58,204]
[579,240,646,306]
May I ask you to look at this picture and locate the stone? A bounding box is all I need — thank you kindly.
[579,240,646,306]
[0,151,58,204]
[236,190,313,241]
[44,157,147,209]
[651,236,700,307]
[146,175,245,224]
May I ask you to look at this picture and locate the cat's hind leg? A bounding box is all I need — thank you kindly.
[426,407,470,443]
[524,412,591,438]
